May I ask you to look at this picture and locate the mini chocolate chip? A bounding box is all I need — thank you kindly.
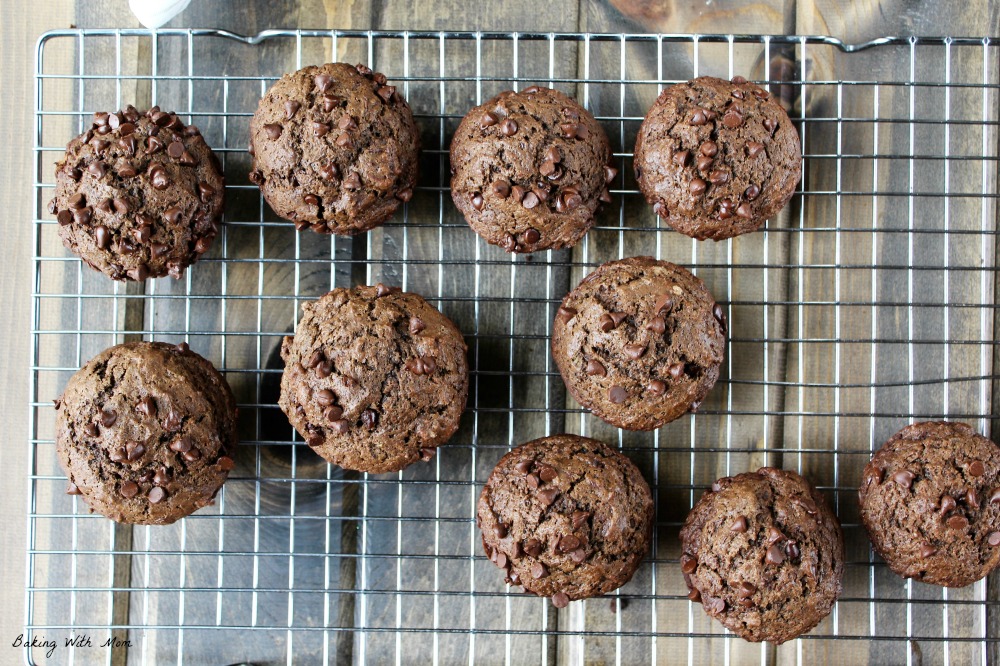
[125,441,146,462]
[624,344,646,360]
[343,172,362,190]
[969,460,986,477]
[585,359,606,377]
[536,486,558,506]
[947,514,969,530]
[731,516,748,533]
[314,73,333,91]
[170,437,192,453]
[556,306,577,325]
[893,470,916,489]
[500,119,518,136]
[524,538,543,557]
[765,544,785,565]
[609,386,627,404]
[480,112,498,128]
[148,486,167,504]
[120,481,139,498]
[920,544,938,558]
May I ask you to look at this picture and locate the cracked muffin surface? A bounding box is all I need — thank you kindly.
[54,341,239,525]
[450,86,614,253]
[859,421,1000,587]
[278,285,468,474]
[634,75,801,240]
[249,62,420,235]
[477,434,653,607]
[551,256,726,431]
[52,105,225,281]
[680,467,844,644]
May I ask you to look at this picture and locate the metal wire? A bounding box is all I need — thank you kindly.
[28,29,1000,665]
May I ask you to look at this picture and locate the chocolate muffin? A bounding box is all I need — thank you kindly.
[54,341,239,525]
[551,256,726,431]
[634,76,801,240]
[477,434,653,607]
[278,285,468,473]
[249,62,419,235]
[450,86,615,253]
[859,421,1000,587]
[680,467,844,644]
[51,105,225,281]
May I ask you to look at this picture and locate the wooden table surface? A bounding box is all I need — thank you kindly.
[3,1,999,664]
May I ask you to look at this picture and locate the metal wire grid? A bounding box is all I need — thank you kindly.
[27,29,1000,665]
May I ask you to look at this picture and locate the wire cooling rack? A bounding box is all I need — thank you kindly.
[29,29,1000,665]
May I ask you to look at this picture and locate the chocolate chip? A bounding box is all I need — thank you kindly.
[609,386,627,404]
[316,389,336,407]
[66,481,82,495]
[136,396,157,417]
[88,161,107,179]
[538,465,557,483]
[361,409,378,430]
[330,419,350,435]
[375,283,398,297]
[249,169,264,185]
[558,188,582,212]
[552,592,570,608]
[672,150,690,167]
[163,408,182,430]
[969,460,986,477]
[524,538,543,557]
[604,165,617,183]
[396,188,413,202]
[343,172,362,190]
[668,363,685,380]
[480,112,498,128]
[688,178,707,196]
[153,468,170,487]
[744,184,761,201]
[510,185,526,203]
[764,118,778,134]
[315,360,333,378]
[494,552,508,569]
[321,404,343,421]
[785,541,801,559]
[537,487,559,507]
[182,448,202,462]
[312,122,330,138]
[470,192,484,211]
[263,123,282,140]
[73,207,93,225]
[125,441,146,462]
[690,109,707,125]
[335,132,353,149]
[148,486,167,504]
[558,534,581,553]
[217,456,235,471]
[500,119,518,136]
[283,100,301,119]
[585,359,606,377]
[120,481,139,498]
[765,544,785,565]
[708,169,729,185]
[920,544,938,558]
[723,107,743,128]
[193,237,212,255]
[521,191,539,209]
[700,141,718,157]
[947,514,969,530]
[303,194,320,206]
[491,180,510,198]
[766,526,785,545]
[531,562,548,579]
[967,488,981,509]
[646,380,666,396]
[731,516,748,533]
[69,193,86,208]
[170,437,192,453]
[680,554,697,574]
[687,589,702,603]
[696,155,714,171]
[893,470,916,489]
[314,73,333,91]
[865,467,884,486]
[737,581,756,599]
[377,85,396,102]
[494,523,508,539]
[736,202,753,219]
[101,409,118,428]
[167,140,184,159]
[747,142,766,158]
[990,532,1000,547]
[559,122,586,139]
[56,210,72,226]
[556,306,577,325]
[149,167,170,191]
[321,94,343,112]
[624,343,646,360]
